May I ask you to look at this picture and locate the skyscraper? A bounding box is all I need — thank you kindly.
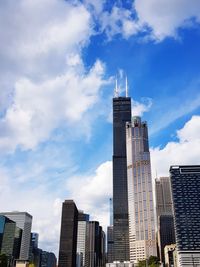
[85,221,105,267]
[126,116,157,264]
[0,212,32,260]
[58,200,78,267]
[170,165,200,267]
[155,177,173,217]
[107,226,114,263]
[113,95,131,261]
[76,211,89,267]
[107,198,114,263]
[155,177,175,264]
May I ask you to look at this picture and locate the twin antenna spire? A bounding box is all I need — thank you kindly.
[114,76,128,98]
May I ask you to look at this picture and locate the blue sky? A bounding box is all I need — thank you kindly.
[0,0,200,255]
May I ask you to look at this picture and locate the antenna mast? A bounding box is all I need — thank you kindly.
[125,76,128,97]
[114,78,119,98]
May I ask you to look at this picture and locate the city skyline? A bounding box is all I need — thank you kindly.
[0,0,200,256]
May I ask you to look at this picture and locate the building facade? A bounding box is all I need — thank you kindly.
[126,116,157,264]
[107,226,114,263]
[0,215,23,264]
[113,96,131,261]
[170,165,200,267]
[155,177,173,217]
[155,177,175,264]
[58,200,78,267]
[76,211,89,267]
[85,221,105,267]
[0,212,32,261]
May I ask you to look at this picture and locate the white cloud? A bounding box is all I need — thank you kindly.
[0,0,111,152]
[0,0,91,76]
[151,115,200,178]
[99,0,200,40]
[0,58,106,152]
[134,0,200,40]
[132,98,152,117]
[100,6,141,39]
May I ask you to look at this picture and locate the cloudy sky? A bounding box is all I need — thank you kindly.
[0,0,200,255]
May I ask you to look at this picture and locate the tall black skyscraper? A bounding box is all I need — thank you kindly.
[113,95,131,261]
[170,165,200,267]
[58,200,78,267]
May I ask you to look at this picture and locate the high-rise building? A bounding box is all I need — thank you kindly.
[76,211,89,267]
[100,229,106,267]
[0,215,16,258]
[58,200,78,267]
[41,251,56,267]
[126,116,157,264]
[155,177,173,217]
[29,233,39,264]
[107,197,114,264]
[85,221,105,267]
[113,95,131,261]
[107,226,114,263]
[155,177,175,264]
[0,212,32,260]
[170,165,200,267]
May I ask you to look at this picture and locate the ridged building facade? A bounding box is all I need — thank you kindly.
[126,116,157,263]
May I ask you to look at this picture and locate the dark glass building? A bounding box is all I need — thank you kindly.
[158,215,175,264]
[155,177,175,264]
[107,226,114,263]
[170,165,200,267]
[0,215,22,266]
[0,212,32,261]
[113,96,131,261]
[85,221,105,267]
[41,251,56,267]
[58,200,78,267]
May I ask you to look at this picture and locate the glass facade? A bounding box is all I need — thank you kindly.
[0,212,32,261]
[113,96,131,261]
[76,211,89,267]
[170,166,200,251]
[126,117,157,263]
[155,177,175,264]
[58,200,78,267]
[170,165,200,267]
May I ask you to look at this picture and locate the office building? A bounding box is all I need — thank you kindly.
[126,116,157,263]
[170,165,200,267]
[107,226,114,263]
[101,229,106,266]
[155,177,173,217]
[0,216,16,258]
[0,212,32,260]
[76,211,89,267]
[31,233,39,249]
[113,93,131,261]
[29,233,39,264]
[58,200,78,267]
[107,197,114,264]
[85,221,105,267]
[41,251,56,267]
[155,177,175,264]
[157,215,175,264]
[0,215,23,265]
